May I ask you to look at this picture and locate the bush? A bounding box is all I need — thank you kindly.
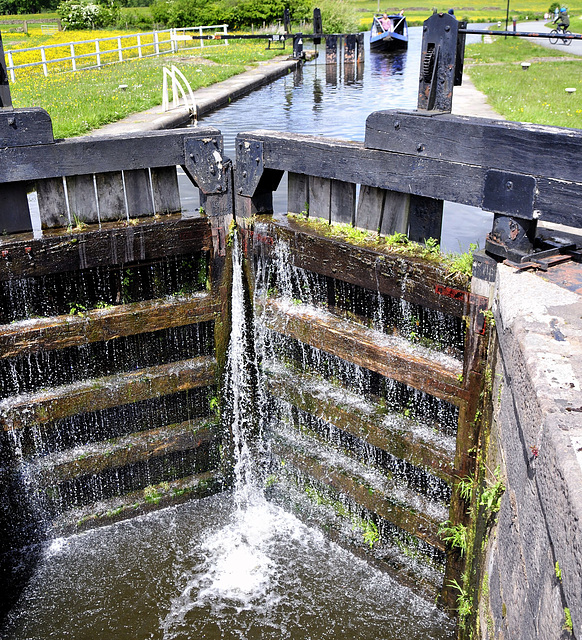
[312,0,359,33]
[58,0,120,29]
[114,10,154,28]
[151,0,310,29]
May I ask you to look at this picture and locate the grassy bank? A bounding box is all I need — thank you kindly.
[465,38,582,128]
[7,36,281,138]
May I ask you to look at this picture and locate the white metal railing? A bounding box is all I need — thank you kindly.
[162,65,197,119]
[4,25,229,82]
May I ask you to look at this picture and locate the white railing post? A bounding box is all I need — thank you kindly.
[117,36,123,62]
[7,52,15,82]
[154,30,160,55]
[137,34,142,57]
[95,40,101,67]
[41,47,48,76]
[224,24,229,45]
[70,43,77,71]
[199,26,204,48]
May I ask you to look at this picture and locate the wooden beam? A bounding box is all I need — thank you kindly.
[0,215,212,280]
[52,470,224,536]
[267,368,455,485]
[0,128,221,183]
[0,356,217,430]
[0,293,220,358]
[261,298,467,406]
[252,217,468,318]
[273,439,445,551]
[32,419,220,486]
[365,109,582,184]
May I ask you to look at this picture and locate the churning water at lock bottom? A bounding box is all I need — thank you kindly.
[1,236,455,640]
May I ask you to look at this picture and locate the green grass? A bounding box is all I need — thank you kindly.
[466,38,582,128]
[9,39,282,138]
[353,0,582,28]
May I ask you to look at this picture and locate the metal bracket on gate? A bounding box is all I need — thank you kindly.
[236,139,264,197]
[182,137,225,194]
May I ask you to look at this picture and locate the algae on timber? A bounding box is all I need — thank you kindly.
[285,214,475,288]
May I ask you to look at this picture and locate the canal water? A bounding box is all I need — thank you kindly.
[2,33,465,639]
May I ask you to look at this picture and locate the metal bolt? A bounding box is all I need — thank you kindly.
[189,153,195,160]
[209,166,216,175]
[394,120,400,130]
[7,117,16,127]
[416,143,425,152]
[423,25,427,31]
[25,247,32,254]
[255,157,260,164]
[242,171,247,178]
[506,181,513,190]
[238,187,243,195]
[445,25,451,31]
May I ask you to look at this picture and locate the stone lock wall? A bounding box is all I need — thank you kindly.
[480,264,582,639]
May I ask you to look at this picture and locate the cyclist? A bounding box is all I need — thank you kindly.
[553,6,570,32]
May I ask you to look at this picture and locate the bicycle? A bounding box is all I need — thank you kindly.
[549,26,572,45]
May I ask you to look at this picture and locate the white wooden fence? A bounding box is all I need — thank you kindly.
[4,25,228,82]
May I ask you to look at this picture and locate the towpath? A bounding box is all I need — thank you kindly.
[517,20,582,56]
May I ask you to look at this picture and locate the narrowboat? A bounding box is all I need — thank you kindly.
[370,14,408,52]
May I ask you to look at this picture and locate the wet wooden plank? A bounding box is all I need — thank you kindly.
[253,217,468,318]
[356,187,409,235]
[380,190,409,236]
[0,182,32,234]
[66,174,98,224]
[0,356,217,430]
[124,168,154,218]
[0,216,212,280]
[0,128,222,183]
[0,293,220,358]
[329,179,355,225]
[355,185,383,233]
[96,171,126,223]
[32,419,220,486]
[36,177,69,229]
[52,470,223,536]
[408,195,443,243]
[151,166,181,215]
[261,298,467,406]
[344,33,356,64]
[308,176,331,221]
[273,439,445,551]
[288,172,309,215]
[267,368,455,484]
